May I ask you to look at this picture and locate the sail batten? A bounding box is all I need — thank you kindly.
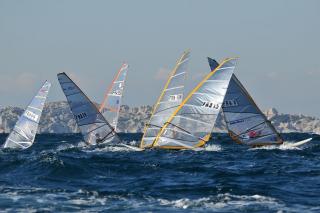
[164,86,184,91]
[151,58,238,149]
[140,50,190,148]
[3,81,51,149]
[13,128,30,140]
[171,72,186,78]
[57,73,117,145]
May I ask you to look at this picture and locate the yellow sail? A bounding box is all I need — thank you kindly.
[140,50,190,148]
[151,58,238,150]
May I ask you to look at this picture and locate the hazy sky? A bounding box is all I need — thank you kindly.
[0,0,319,116]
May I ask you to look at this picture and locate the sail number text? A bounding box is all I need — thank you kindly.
[202,101,219,109]
[24,110,39,122]
[223,99,239,107]
[75,112,87,121]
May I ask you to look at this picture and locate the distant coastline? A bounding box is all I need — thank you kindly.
[0,101,319,134]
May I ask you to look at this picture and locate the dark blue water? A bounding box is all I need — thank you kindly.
[0,133,319,212]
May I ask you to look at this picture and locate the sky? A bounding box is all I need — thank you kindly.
[0,0,319,116]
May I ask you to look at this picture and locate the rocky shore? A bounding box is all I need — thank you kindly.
[0,101,319,134]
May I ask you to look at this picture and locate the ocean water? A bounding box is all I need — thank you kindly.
[0,133,319,212]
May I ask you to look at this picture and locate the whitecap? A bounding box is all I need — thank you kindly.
[83,142,142,153]
[157,193,285,211]
[203,144,222,152]
[250,142,301,151]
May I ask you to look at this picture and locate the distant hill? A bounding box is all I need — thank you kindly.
[0,101,319,134]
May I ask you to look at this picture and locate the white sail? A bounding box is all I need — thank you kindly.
[3,81,51,149]
[57,73,117,145]
[140,50,190,148]
[208,58,283,146]
[151,58,238,149]
[99,63,128,131]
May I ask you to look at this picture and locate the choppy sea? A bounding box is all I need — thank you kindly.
[0,133,319,212]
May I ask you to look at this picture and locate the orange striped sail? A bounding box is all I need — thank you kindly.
[99,63,129,132]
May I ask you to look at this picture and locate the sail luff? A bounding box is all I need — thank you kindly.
[151,57,237,148]
[99,63,127,112]
[140,50,190,148]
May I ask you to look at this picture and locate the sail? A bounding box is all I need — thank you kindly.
[140,50,190,148]
[151,58,238,149]
[57,72,117,145]
[3,81,51,149]
[99,63,128,131]
[222,75,283,146]
[207,58,283,146]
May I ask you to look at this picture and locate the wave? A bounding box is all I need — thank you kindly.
[82,143,141,153]
[0,187,109,212]
[83,144,223,153]
[0,187,288,212]
[157,193,285,211]
[203,144,222,152]
[249,142,304,151]
[56,141,87,152]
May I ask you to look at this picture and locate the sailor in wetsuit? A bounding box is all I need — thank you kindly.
[95,133,103,144]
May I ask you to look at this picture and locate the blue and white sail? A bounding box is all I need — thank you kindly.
[3,81,51,149]
[57,73,118,145]
[208,57,283,146]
